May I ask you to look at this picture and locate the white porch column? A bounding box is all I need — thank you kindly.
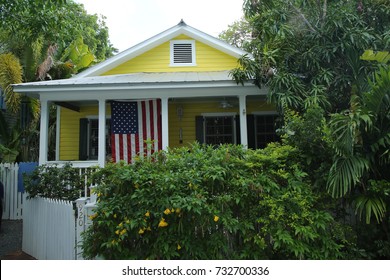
[239,95,248,147]
[161,97,169,150]
[98,99,106,167]
[39,99,49,165]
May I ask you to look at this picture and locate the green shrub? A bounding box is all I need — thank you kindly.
[24,162,88,201]
[82,143,344,259]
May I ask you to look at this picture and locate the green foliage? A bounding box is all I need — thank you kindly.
[0,53,22,113]
[23,163,88,201]
[327,65,390,224]
[235,0,390,114]
[82,144,343,260]
[280,106,332,190]
[219,18,253,50]
[0,0,116,61]
[60,37,95,72]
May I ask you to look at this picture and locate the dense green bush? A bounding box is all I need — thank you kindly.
[24,163,89,201]
[82,143,346,260]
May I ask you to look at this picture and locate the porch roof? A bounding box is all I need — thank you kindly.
[14,70,235,88]
[13,71,261,99]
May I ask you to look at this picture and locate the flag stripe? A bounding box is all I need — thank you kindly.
[111,100,161,163]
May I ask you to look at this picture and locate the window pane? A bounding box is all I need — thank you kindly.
[255,115,279,149]
[88,119,111,160]
[204,116,235,145]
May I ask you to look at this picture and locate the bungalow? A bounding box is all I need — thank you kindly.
[12,20,276,168]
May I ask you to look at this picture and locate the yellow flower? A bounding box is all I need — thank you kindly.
[175,208,181,214]
[89,213,98,220]
[139,228,145,234]
[177,244,182,250]
[164,208,171,215]
[113,214,117,218]
[214,215,219,222]
[97,192,102,197]
[145,211,150,217]
[146,226,151,231]
[115,229,120,235]
[118,222,123,228]
[158,218,168,228]
[120,229,127,235]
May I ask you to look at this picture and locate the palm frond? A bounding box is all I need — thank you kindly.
[0,53,23,113]
[354,195,387,224]
[364,66,390,118]
[327,155,369,198]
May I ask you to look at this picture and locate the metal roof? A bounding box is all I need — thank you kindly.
[14,71,236,88]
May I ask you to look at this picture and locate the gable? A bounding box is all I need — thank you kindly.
[73,21,250,78]
[101,35,239,75]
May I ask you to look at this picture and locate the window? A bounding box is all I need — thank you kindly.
[196,115,239,145]
[79,118,111,160]
[254,114,279,149]
[170,40,196,66]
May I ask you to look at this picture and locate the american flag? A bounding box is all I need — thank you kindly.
[111,100,162,163]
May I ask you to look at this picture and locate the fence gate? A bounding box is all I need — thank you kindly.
[22,194,78,260]
[0,163,23,220]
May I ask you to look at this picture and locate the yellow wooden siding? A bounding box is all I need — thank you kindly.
[101,35,238,75]
[59,105,111,160]
[168,100,275,148]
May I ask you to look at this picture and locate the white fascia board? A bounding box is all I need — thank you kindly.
[35,83,265,102]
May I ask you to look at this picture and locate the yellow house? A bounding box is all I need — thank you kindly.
[13,20,276,167]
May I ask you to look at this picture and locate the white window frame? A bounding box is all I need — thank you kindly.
[170,40,196,67]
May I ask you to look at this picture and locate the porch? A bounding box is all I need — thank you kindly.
[15,72,270,168]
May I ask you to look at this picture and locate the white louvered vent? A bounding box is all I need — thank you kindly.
[170,40,196,66]
[173,43,192,64]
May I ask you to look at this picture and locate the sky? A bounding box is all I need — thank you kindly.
[74,0,244,52]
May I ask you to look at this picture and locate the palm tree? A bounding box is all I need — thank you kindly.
[327,63,390,225]
[0,53,23,113]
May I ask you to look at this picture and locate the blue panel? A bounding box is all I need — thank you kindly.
[18,162,38,192]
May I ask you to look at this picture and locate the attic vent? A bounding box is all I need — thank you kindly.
[170,40,196,66]
[173,43,192,63]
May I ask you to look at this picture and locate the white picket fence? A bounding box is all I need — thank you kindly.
[0,163,23,220]
[22,194,79,260]
[1,162,97,259]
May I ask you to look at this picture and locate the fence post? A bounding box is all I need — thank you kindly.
[75,197,88,260]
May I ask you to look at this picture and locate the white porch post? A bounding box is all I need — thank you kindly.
[55,105,61,161]
[98,99,106,167]
[239,95,248,147]
[161,97,169,150]
[39,99,49,165]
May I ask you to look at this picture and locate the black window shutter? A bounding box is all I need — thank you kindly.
[79,118,88,160]
[235,115,241,144]
[247,114,256,149]
[195,116,204,144]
